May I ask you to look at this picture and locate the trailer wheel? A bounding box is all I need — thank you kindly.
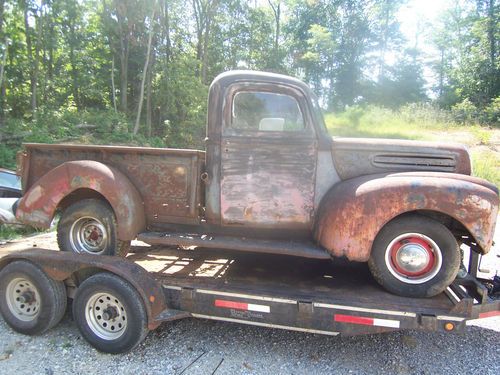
[57,199,130,256]
[73,273,148,354]
[368,215,460,298]
[0,261,67,335]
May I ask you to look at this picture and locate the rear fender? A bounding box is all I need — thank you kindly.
[314,173,499,262]
[16,160,145,241]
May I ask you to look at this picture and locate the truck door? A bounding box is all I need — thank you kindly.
[220,84,317,230]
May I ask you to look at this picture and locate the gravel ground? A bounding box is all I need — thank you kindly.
[0,311,498,375]
[0,231,498,374]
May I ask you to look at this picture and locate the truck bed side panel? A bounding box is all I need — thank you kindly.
[22,144,205,226]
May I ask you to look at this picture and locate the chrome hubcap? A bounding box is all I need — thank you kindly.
[385,233,443,284]
[5,278,41,321]
[69,217,108,254]
[85,292,127,340]
[395,243,431,274]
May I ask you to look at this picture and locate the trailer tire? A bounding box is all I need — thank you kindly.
[57,199,130,256]
[0,260,67,335]
[368,215,460,298]
[73,273,149,354]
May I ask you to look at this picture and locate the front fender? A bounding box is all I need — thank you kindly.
[16,160,146,241]
[314,172,499,262]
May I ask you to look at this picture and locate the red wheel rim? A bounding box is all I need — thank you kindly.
[390,236,435,277]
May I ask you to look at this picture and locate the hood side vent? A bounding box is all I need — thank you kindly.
[372,154,457,171]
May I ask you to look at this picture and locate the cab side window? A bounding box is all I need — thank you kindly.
[232,91,305,132]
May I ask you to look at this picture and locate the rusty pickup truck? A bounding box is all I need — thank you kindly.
[13,71,499,298]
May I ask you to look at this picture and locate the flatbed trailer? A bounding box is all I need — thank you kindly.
[0,245,498,354]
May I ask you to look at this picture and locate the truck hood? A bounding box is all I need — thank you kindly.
[331,137,472,181]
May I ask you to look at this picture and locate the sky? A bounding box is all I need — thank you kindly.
[397,0,451,93]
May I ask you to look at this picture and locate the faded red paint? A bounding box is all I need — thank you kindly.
[16,160,146,241]
[314,172,499,262]
[18,143,205,230]
[220,151,316,227]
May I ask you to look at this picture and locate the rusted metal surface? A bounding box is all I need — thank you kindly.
[0,249,167,330]
[137,232,330,259]
[16,160,145,240]
[315,171,499,262]
[19,143,205,228]
[220,137,317,228]
[204,71,330,226]
[218,79,318,228]
[331,137,472,181]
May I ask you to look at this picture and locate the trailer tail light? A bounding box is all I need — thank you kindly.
[215,299,270,313]
[334,314,400,328]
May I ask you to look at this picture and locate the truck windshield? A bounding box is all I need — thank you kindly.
[310,94,329,136]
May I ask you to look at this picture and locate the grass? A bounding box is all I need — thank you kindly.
[325,104,500,188]
[471,150,500,187]
[0,224,41,242]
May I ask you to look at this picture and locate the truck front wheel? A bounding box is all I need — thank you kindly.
[57,199,130,256]
[368,215,460,298]
[72,273,149,354]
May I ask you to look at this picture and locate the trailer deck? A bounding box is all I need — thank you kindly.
[0,244,498,353]
[125,245,498,336]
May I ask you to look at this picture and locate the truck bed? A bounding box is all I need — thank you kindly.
[20,143,205,225]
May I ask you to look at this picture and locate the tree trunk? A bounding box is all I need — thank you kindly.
[487,0,497,99]
[201,9,211,83]
[146,52,155,137]
[267,1,280,54]
[68,20,80,110]
[134,6,156,135]
[34,1,42,112]
[0,0,5,126]
[23,1,37,115]
[115,1,129,113]
[378,0,390,80]
[438,47,445,99]
[111,57,117,113]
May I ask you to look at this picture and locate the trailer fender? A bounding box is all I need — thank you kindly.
[0,249,167,330]
[16,160,145,241]
[314,172,499,262]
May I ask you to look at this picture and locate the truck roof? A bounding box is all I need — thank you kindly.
[211,70,313,95]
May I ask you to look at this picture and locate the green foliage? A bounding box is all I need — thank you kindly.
[0,224,41,241]
[471,150,500,188]
[450,98,500,127]
[432,1,499,111]
[326,104,456,139]
[326,105,499,188]
[0,0,498,174]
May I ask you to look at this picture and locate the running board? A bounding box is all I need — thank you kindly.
[136,232,331,259]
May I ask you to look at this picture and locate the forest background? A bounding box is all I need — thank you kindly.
[0,0,498,186]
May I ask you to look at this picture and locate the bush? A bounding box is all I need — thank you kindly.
[484,97,500,125]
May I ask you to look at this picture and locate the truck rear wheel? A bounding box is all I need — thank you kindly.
[0,260,67,335]
[72,273,149,354]
[368,215,460,298]
[57,199,130,256]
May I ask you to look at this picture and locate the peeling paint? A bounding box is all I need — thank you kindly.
[315,172,499,261]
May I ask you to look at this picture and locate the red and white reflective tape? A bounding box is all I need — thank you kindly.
[334,314,400,328]
[215,299,270,313]
[478,310,500,319]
